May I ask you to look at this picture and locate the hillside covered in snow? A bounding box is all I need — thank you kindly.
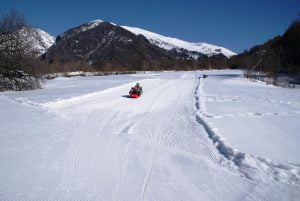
[42,19,236,71]
[19,27,55,55]
[43,20,203,71]
[122,25,236,58]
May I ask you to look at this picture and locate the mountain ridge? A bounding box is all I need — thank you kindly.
[121,25,236,58]
[41,19,236,71]
[54,19,235,59]
[43,21,194,71]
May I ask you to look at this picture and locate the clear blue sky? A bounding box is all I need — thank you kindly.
[1,0,299,53]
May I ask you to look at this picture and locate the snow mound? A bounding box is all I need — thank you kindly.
[122,26,236,58]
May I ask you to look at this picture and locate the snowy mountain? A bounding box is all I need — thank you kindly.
[54,19,235,59]
[44,20,198,71]
[19,27,55,56]
[43,19,237,70]
[122,26,236,58]
[57,19,236,58]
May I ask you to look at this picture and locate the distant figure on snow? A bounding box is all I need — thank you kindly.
[203,74,208,79]
[129,82,143,96]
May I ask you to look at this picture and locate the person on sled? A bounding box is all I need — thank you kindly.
[129,82,143,96]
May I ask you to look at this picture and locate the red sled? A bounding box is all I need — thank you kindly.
[129,93,141,98]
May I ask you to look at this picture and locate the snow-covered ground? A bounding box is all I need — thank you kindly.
[0,70,299,201]
[199,71,300,164]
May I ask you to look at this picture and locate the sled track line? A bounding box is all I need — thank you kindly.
[50,125,85,200]
[140,148,154,201]
[203,94,300,108]
[116,140,131,199]
[201,111,300,119]
[113,118,136,200]
[52,111,116,200]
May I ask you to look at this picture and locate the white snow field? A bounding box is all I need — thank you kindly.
[0,70,300,201]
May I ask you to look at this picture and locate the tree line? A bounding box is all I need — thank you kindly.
[0,10,45,91]
[227,20,300,86]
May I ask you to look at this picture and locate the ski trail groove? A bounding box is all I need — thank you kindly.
[140,148,154,201]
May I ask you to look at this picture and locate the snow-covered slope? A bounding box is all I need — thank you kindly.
[55,19,236,59]
[45,20,200,69]
[122,26,236,58]
[19,27,55,55]
[1,71,299,200]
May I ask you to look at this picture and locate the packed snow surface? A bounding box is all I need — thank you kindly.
[1,70,300,201]
[122,26,236,58]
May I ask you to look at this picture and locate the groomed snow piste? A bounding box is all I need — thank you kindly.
[0,70,299,201]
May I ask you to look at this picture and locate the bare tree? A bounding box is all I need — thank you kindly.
[0,9,41,91]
